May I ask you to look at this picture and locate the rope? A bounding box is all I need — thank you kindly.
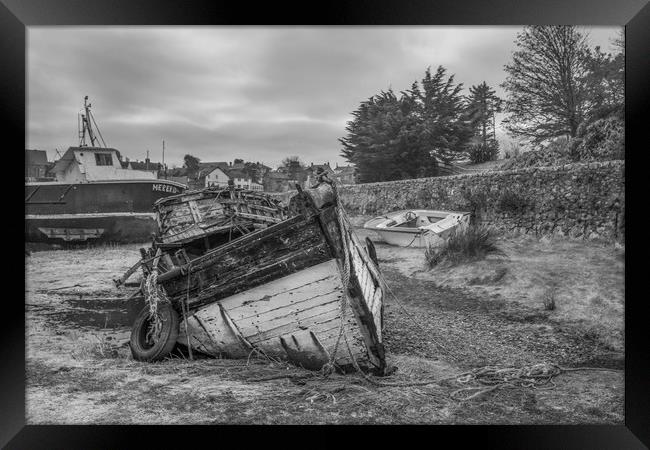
[183,264,193,360]
[321,178,353,376]
[142,269,171,344]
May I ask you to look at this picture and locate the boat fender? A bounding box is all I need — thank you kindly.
[130,303,179,362]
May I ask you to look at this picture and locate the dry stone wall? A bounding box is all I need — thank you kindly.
[336,161,624,241]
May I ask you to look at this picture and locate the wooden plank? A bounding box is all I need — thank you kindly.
[233,212,283,223]
[191,306,253,358]
[169,236,328,298]
[221,260,340,312]
[162,216,325,295]
[188,200,203,224]
[247,307,342,344]
[185,215,307,271]
[225,275,342,322]
[237,295,341,338]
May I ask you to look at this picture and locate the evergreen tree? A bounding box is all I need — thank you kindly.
[340,66,472,183]
[466,82,503,163]
[583,43,624,121]
[501,26,592,146]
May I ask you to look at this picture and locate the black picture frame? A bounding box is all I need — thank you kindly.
[5,0,648,447]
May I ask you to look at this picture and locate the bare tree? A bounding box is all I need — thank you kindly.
[501,26,591,146]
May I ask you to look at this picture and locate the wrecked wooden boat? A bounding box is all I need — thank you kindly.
[364,209,471,248]
[121,180,386,374]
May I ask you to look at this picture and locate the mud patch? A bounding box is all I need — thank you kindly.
[43,297,145,329]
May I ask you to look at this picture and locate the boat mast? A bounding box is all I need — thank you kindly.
[79,96,105,147]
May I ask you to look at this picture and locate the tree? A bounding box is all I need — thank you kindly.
[280,156,307,184]
[415,66,474,164]
[242,162,262,184]
[501,26,592,146]
[183,154,201,178]
[465,82,503,163]
[340,66,473,183]
[582,43,624,122]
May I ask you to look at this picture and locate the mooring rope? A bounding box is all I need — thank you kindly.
[142,268,170,343]
[321,178,353,376]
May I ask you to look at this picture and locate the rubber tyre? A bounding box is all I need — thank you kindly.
[130,303,179,362]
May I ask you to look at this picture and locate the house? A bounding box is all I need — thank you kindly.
[204,166,231,188]
[25,149,53,181]
[50,147,157,183]
[201,164,263,191]
[226,168,263,191]
[332,164,356,185]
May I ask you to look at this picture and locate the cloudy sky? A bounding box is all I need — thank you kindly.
[27,26,620,169]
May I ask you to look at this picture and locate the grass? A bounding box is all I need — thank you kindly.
[425,225,504,268]
[71,333,125,360]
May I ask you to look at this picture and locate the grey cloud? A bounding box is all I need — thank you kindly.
[28,26,620,168]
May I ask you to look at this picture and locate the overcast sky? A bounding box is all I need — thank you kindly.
[27,26,620,169]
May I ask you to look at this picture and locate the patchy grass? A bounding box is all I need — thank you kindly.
[26,231,624,424]
[425,225,504,268]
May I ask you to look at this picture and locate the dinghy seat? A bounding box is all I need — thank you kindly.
[416,216,431,227]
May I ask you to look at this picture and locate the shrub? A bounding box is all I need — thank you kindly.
[461,188,489,213]
[541,288,557,311]
[469,141,499,164]
[573,115,624,161]
[499,138,572,171]
[497,190,530,213]
[425,224,504,268]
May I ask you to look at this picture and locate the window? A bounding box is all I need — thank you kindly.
[95,153,113,166]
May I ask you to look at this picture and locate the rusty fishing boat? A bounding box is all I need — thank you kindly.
[118,176,387,374]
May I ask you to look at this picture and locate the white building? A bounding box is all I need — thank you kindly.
[204,166,263,190]
[51,147,156,183]
[204,166,231,188]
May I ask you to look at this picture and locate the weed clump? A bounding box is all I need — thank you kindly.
[542,290,557,311]
[497,190,530,213]
[425,225,504,268]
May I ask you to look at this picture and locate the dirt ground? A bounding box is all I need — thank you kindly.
[25,226,624,424]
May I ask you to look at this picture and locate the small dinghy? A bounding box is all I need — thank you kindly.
[364,209,471,248]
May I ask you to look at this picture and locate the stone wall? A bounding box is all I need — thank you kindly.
[336,161,624,241]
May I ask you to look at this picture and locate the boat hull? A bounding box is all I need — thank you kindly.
[364,209,471,248]
[177,259,370,369]
[25,180,186,243]
[25,213,157,243]
[132,183,386,372]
